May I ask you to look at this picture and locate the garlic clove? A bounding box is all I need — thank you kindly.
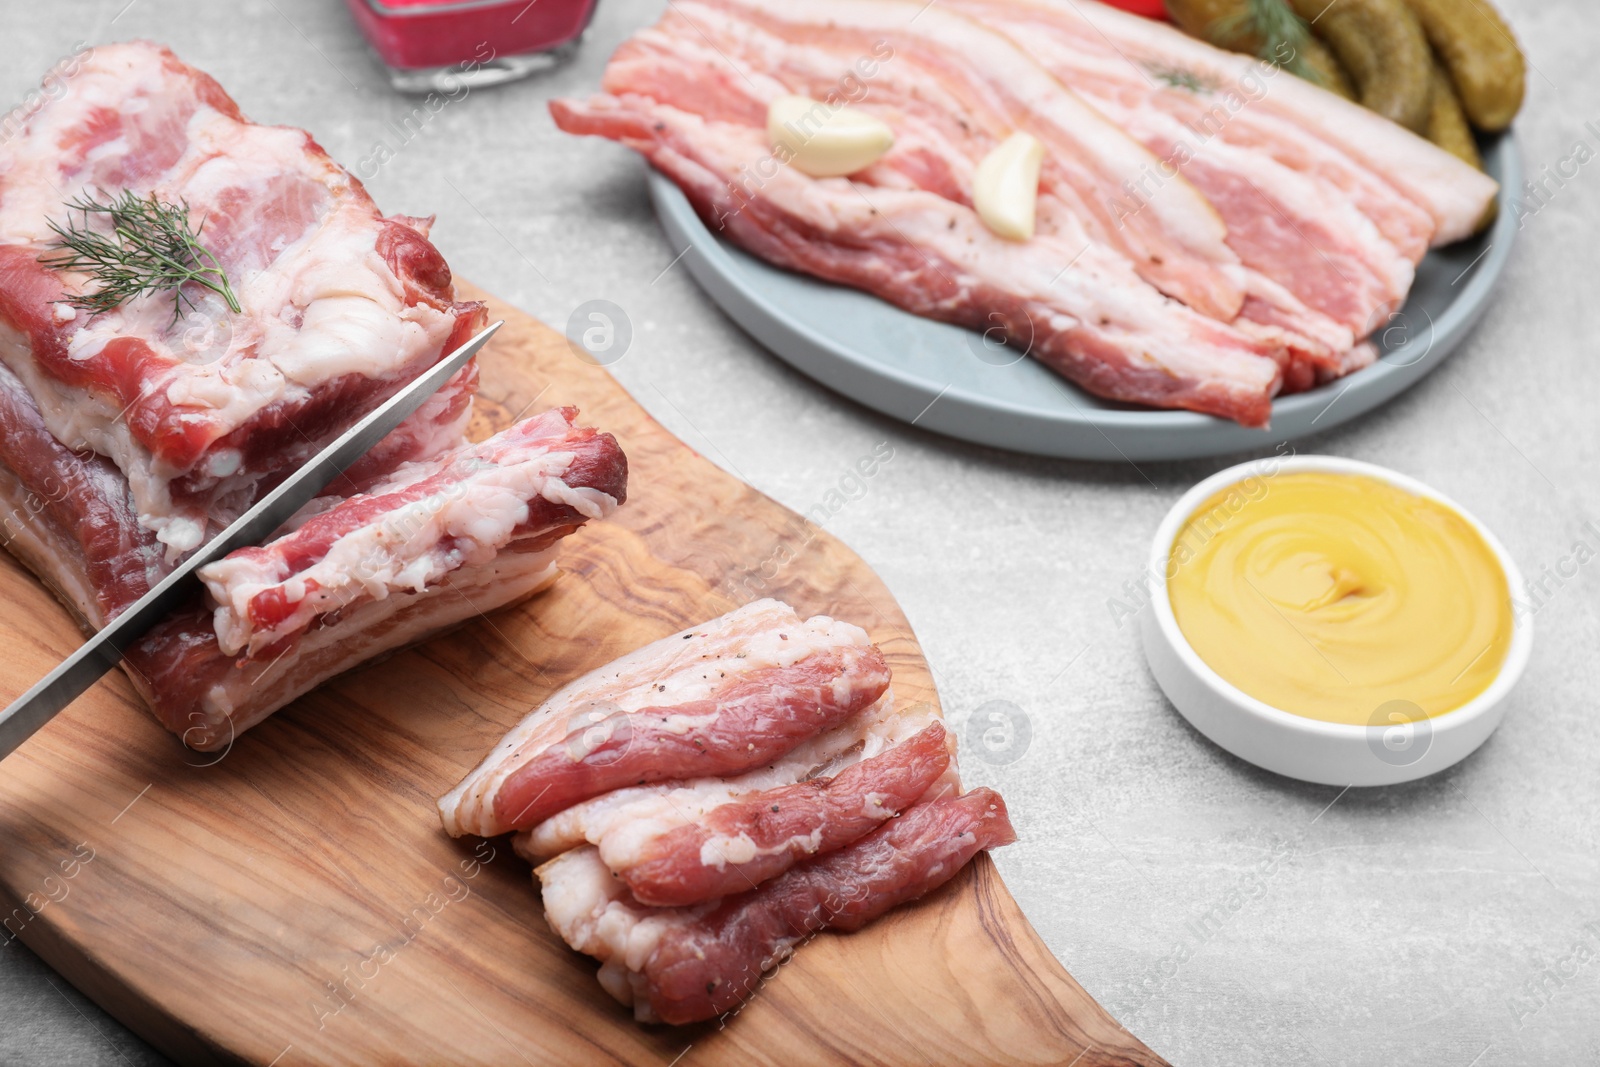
[768,94,895,179]
[973,132,1045,241]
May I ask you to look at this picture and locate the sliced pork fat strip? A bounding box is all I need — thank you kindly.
[680,0,1248,319]
[706,0,1370,383]
[1005,0,1497,245]
[940,1,1407,367]
[569,721,951,907]
[0,41,484,554]
[539,788,1016,1024]
[512,694,948,861]
[439,599,894,837]
[553,4,1290,425]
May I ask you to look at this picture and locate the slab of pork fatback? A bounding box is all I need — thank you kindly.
[0,42,485,556]
[0,42,628,748]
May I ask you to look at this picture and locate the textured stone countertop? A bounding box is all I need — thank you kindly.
[1,1,1594,1064]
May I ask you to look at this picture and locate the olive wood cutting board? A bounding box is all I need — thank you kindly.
[0,284,1167,1066]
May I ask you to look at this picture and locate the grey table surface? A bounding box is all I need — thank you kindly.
[0,1,1595,1064]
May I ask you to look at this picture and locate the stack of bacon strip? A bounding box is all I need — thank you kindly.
[551,0,1499,426]
[438,599,1014,1024]
[0,43,627,749]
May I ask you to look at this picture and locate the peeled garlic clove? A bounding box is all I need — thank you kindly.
[973,132,1045,241]
[768,94,894,178]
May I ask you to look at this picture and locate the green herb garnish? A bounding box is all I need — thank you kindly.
[42,189,241,323]
[1148,65,1213,93]
[1211,0,1319,83]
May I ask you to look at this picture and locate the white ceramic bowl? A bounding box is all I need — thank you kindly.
[1140,455,1532,786]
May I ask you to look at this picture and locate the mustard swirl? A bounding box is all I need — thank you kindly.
[1167,472,1512,724]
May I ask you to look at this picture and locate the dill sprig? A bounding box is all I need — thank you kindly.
[1211,0,1318,83]
[1148,65,1214,93]
[41,190,241,323]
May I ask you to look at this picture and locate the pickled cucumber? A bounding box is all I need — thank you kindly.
[1296,39,1356,98]
[1424,55,1497,229]
[1289,0,1433,133]
[1424,57,1481,169]
[1164,0,1354,97]
[1401,0,1524,131]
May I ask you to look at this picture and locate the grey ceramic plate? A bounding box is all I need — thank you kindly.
[650,134,1519,461]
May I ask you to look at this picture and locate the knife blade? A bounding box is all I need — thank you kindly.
[0,319,503,761]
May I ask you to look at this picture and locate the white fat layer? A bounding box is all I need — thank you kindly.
[698,825,826,869]
[537,846,698,1009]
[438,599,874,838]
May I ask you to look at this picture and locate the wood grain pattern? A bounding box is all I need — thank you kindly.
[0,285,1167,1066]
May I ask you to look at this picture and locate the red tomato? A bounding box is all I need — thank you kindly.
[1102,0,1170,17]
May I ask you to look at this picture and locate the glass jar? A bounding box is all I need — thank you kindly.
[343,0,599,93]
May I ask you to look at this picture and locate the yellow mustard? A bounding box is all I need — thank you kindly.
[1167,472,1512,724]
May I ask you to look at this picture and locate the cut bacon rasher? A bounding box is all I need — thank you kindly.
[553,0,1288,426]
[512,692,942,861]
[439,599,893,837]
[198,407,625,661]
[550,721,952,908]
[943,0,1498,384]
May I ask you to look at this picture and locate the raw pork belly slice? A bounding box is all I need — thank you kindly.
[123,408,626,749]
[574,721,950,907]
[438,599,893,837]
[553,1,1290,426]
[690,0,1346,389]
[983,0,1496,246]
[945,0,1502,380]
[557,0,1500,420]
[0,41,484,554]
[198,406,624,659]
[538,788,1016,1024]
[512,695,947,861]
[674,0,1249,320]
[939,0,1402,372]
[442,601,1007,1023]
